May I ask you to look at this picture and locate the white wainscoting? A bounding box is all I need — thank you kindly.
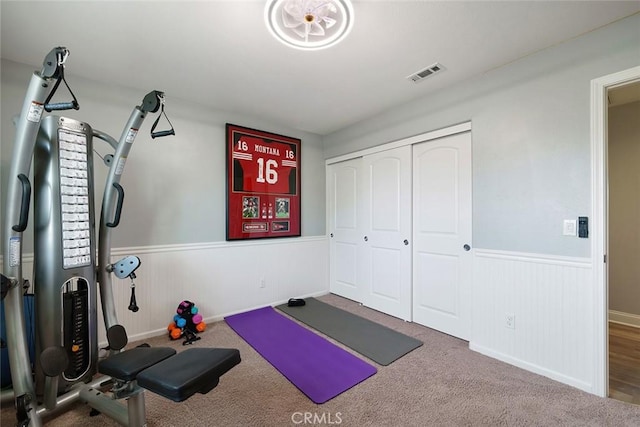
[470,249,595,393]
[3,236,329,345]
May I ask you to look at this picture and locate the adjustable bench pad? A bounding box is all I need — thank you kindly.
[136,348,241,402]
[99,347,177,382]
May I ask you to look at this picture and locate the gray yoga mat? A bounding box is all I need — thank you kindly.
[276,298,422,366]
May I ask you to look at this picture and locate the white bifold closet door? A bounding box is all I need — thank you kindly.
[412,132,472,340]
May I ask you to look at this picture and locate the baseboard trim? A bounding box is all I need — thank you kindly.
[469,342,593,394]
[105,290,330,347]
[609,310,640,328]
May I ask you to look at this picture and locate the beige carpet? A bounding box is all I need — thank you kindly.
[2,293,639,426]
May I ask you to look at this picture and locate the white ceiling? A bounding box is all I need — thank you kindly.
[1,1,639,136]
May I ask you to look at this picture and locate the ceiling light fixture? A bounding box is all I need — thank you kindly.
[265,0,354,50]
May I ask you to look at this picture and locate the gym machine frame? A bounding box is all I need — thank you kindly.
[1,47,240,427]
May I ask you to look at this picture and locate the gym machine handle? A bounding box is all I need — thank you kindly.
[44,101,79,112]
[148,91,175,139]
[128,287,139,312]
[12,174,31,232]
[151,129,175,139]
[107,183,124,228]
[43,48,80,113]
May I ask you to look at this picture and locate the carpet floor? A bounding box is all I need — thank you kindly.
[1,293,639,426]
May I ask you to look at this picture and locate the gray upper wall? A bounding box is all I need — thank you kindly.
[322,13,640,258]
[1,59,326,252]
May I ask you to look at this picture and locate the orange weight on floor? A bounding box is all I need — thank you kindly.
[170,328,182,340]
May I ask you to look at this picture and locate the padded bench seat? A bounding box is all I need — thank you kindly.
[99,347,177,382]
[136,348,241,402]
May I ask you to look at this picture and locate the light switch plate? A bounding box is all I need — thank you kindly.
[563,219,577,236]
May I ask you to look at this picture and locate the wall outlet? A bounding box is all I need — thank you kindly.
[505,313,515,329]
[259,277,266,288]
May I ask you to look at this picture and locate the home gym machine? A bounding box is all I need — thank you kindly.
[1,47,240,426]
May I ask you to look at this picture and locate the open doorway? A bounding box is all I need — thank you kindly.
[607,81,640,405]
[591,65,640,400]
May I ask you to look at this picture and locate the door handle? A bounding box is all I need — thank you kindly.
[330,233,334,238]
[463,244,471,251]
[364,236,368,242]
[404,239,409,245]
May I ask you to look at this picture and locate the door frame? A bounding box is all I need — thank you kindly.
[591,65,640,397]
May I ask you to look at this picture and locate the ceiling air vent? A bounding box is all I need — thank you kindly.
[407,63,444,83]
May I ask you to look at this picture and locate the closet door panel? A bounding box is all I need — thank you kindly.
[413,132,472,340]
[362,146,412,321]
[328,158,364,302]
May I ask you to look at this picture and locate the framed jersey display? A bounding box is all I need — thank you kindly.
[226,124,301,240]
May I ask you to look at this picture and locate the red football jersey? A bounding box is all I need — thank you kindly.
[232,134,297,195]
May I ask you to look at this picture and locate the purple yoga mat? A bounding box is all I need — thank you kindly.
[225,306,376,403]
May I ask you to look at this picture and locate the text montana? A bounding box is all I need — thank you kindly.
[254,144,280,156]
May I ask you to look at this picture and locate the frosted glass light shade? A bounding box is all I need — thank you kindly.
[265,0,354,50]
